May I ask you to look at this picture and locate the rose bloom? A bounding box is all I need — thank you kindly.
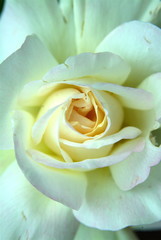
[1,0,161,239]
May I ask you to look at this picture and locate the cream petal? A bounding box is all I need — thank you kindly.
[29,137,144,171]
[60,126,141,161]
[93,90,124,136]
[43,52,131,85]
[13,110,87,209]
[32,106,61,145]
[61,126,142,149]
[60,141,112,162]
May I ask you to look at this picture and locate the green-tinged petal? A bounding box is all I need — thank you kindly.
[29,137,144,171]
[0,0,76,62]
[43,52,131,85]
[74,225,138,240]
[110,138,161,190]
[96,21,161,87]
[0,161,79,240]
[59,0,73,19]
[124,107,156,137]
[13,110,87,209]
[0,35,57,150]
[139,72,161,120]
[73,0,161,53]
[116,228,139,240]
[0,150,15,175]
[73,164,161,230]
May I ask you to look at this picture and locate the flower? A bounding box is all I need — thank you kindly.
[1,0,161,239]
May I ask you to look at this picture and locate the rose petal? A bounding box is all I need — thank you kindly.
[96,21,161,87]
[124,108,156,136]
[32,105,62,148]
[0,35,56,150]
[139,72,161,120]
[0,150,15,175]
[73,0,161,53]
[92,82,153,110]
[74,224,138,240]
[0,0,76,62]
[13,110,87,209]
[60,126,141,161]
[110,138,161,190]
[73,163,161,230]
[0,161,79,240]
[29,137,144,171]
[43,52,131,85]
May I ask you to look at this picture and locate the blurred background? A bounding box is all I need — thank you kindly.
[0,0,161,239]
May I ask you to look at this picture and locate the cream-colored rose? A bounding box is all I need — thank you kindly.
[12,43,161,231]
[1,0,161,237]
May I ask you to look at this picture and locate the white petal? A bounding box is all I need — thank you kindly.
[73,163,161,230]
[74,224,138,240]
[13,110,87,209]
[139,72,161,120]
[0,161,79,240]
[0,150,15,175]
[92,82,153,110]
[96,21,161,87]
[0,0,76,62]
[110,138,161,190]
[0,35,56,150]
[73,0,161,53]
[43,52,131,85]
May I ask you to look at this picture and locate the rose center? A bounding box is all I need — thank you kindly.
[66,90,106,136]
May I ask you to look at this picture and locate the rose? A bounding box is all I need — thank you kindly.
[1,0,161,238]
[11,30,161,231]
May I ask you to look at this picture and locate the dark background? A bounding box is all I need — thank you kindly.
[0,0,161,239]
[136,230,161,239]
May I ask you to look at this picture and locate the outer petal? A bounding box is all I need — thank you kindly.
[13,110,87,210]
[139,72,161,120]
[73,0,161,53]
[73,164,161,230]
[74,225,138,240]
[110,138,161,190]
[0,0,76,62]
[0,35,57,150]
[0,161,79,240]
[0,150,15,175]
[43,52,131,85]
[96,21,161,87]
